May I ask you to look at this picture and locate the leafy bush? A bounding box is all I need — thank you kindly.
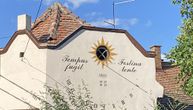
[156,96,188,110]
[38,80,94,110]
[168,0,193,97]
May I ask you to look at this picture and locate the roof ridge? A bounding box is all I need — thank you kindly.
[31,2,62,30]
[32,2,89,29]
[56,2,88,25]
[48,3,62,39]
[31,2,91,45]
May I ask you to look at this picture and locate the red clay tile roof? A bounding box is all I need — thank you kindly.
[156,66,193,105]
[31,2,89,45]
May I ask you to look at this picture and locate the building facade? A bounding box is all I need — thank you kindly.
[0,3,163,110]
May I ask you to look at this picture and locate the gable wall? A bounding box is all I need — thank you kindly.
[0,34,47,109]
[46,30,163,110]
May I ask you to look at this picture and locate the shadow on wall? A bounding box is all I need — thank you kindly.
[158,95,193,110]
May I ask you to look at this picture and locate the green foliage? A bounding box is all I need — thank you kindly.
[173,0,193,18]
[156,98,188,110]
[66,81,94,110]
[39,80,94,110]
[40,86,70,110]
[168,0,193,96]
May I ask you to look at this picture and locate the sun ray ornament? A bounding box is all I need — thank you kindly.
[90,37,117,68]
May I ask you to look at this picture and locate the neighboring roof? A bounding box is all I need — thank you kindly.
[31,2,89,45]
[156,66,193,105]
[0,2,155,58]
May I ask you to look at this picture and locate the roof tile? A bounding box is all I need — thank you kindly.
[31,2,89,45]
[156,66,193,104]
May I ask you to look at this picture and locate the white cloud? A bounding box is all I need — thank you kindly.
[118,18,139,29]
[43,0,59,5]
[85,12,102,21]
[161,54,166,60]
[63,2,70,8]
[35,0,99,8]
[85,12,102,18]
[89,17,139,29]
[121,18,138,29]
[161,54,171,62]
[89,12,99,17]
[67,0,99,8]
[33,0,58,5]
[127,18,138,26]
[90,20,107,27]
[145,20,152,27]
[90,18,120,27]
[90,18,138,29]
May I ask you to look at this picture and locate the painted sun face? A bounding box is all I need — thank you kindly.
[90,38,117,68]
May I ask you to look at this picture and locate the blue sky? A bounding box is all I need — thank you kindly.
[0,0,181,55]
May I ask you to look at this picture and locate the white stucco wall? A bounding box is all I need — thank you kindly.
[0,34,47,109]
[0,29,163,110]
[46,30,163,110]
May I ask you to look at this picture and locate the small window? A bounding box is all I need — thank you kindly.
[20,52,24,58]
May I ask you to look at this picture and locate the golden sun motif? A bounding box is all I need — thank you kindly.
[90,38,117,68]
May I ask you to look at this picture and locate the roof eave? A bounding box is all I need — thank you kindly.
[0,30,47,55]
[0,26,155,58]
[47,26,154,58]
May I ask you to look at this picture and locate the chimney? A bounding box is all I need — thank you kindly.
[17,14,31,31]
[150,45,162,70]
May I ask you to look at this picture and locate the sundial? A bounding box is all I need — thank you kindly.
[90,37,117,68]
